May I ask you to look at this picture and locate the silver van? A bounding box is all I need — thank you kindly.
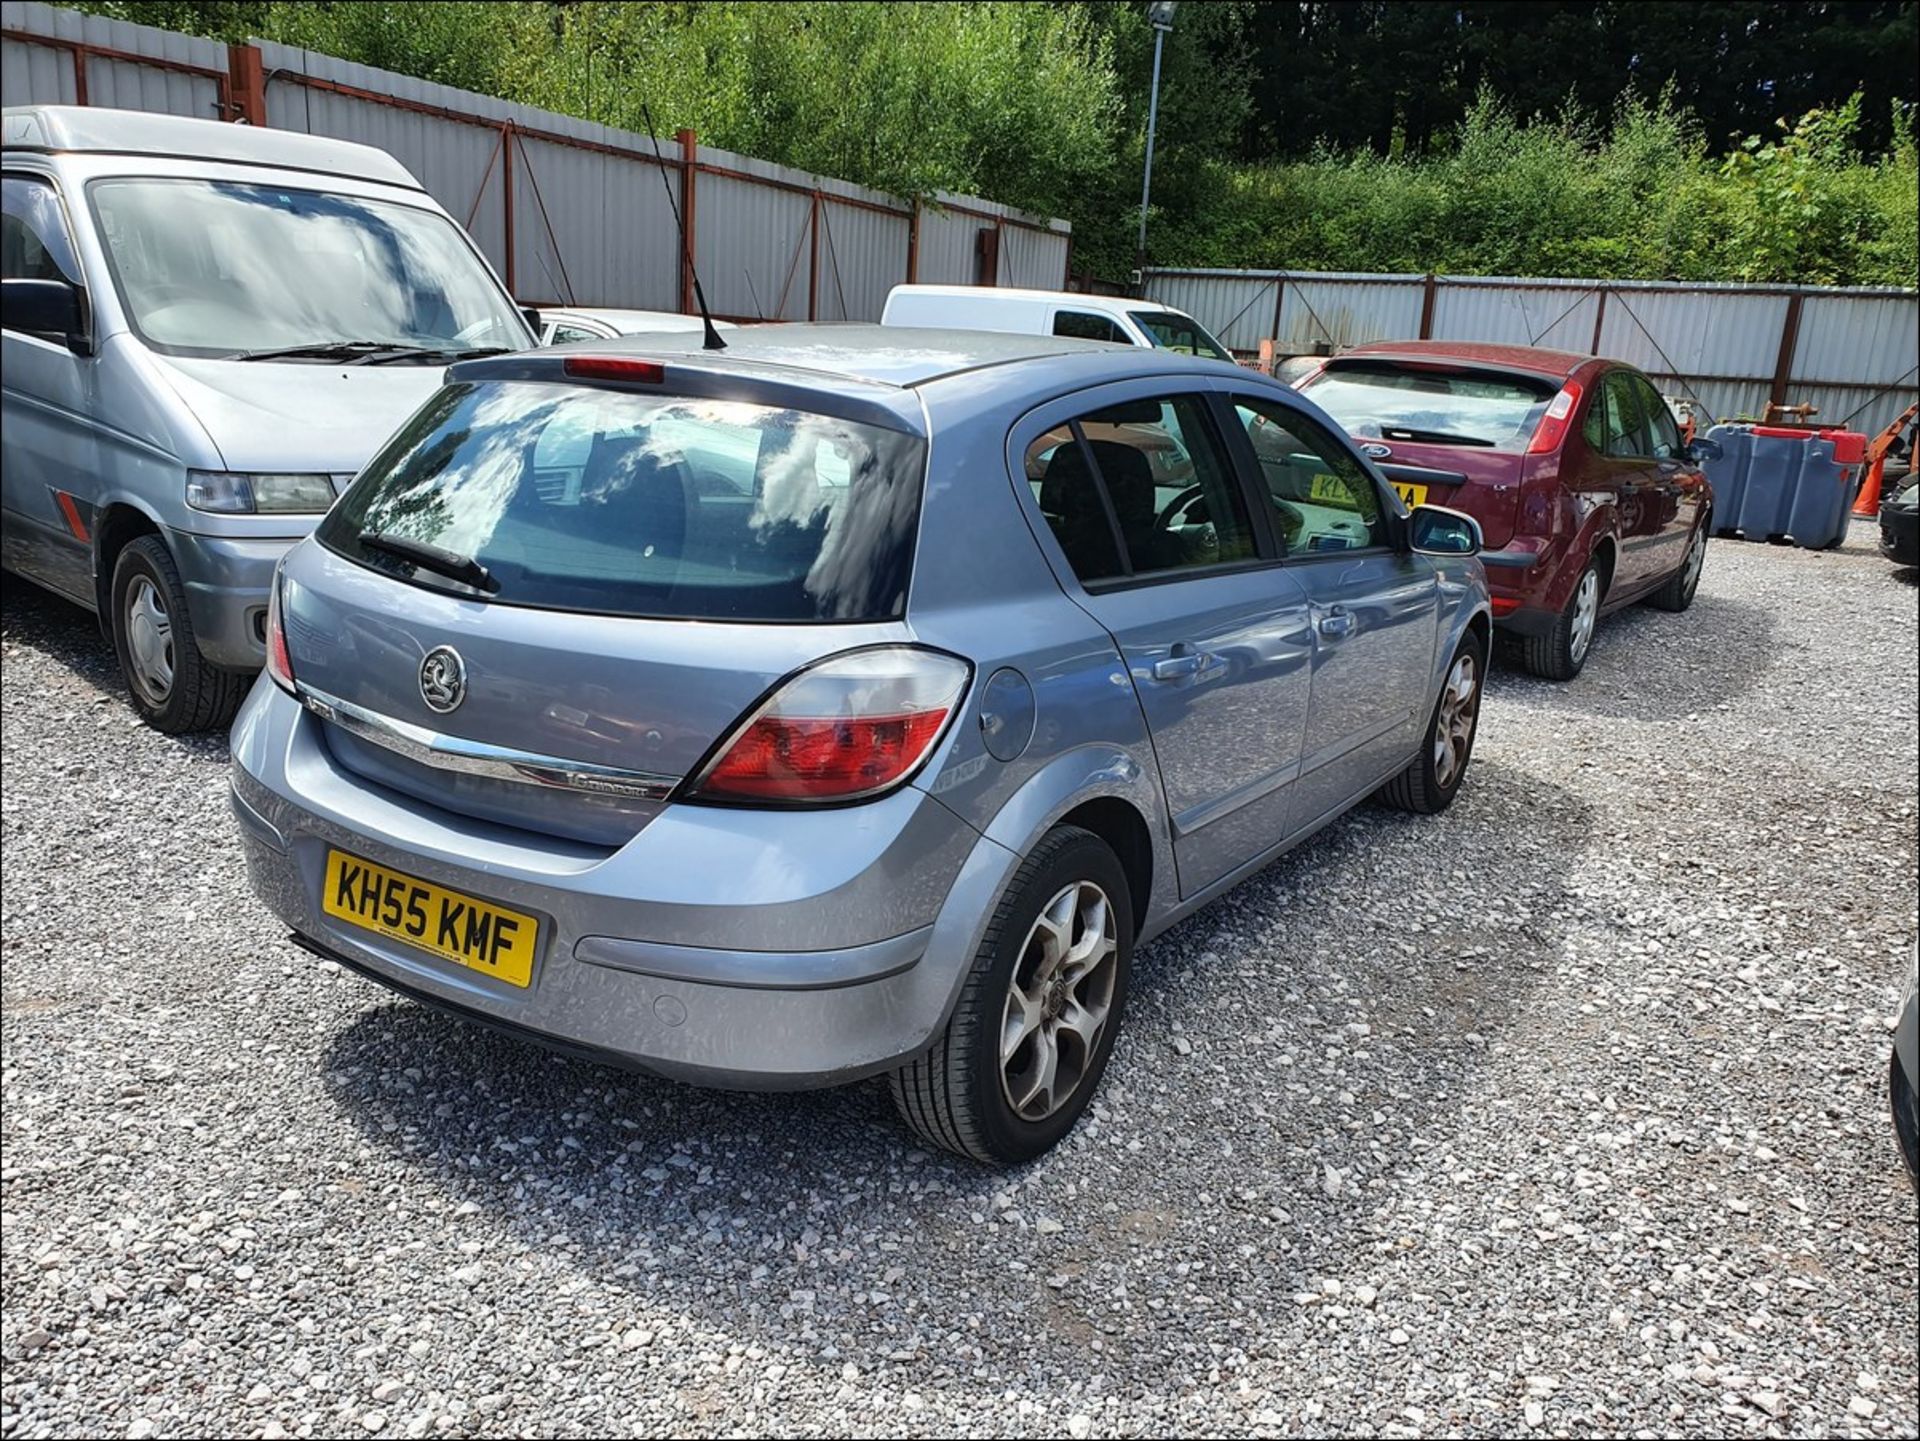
[1,106,533,730]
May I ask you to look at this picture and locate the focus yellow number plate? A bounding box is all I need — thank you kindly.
[322,850,538,988]
[1390,481,1429,509]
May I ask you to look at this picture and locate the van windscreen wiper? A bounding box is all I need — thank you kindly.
[235,341,513,364]
[359,530,500,594]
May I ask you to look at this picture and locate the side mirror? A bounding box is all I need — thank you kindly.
[1,277,90,354]
[1408,503,1482,557]
[1682,437,1723,465]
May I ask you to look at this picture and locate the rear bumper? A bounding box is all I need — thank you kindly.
[228,680,1012,1090]
[169,530,298,670]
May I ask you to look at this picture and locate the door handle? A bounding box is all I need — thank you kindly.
[1316,607,1356,640]
[1151,644,1208,682]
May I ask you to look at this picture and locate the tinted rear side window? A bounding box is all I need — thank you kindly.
[319,381,925,622]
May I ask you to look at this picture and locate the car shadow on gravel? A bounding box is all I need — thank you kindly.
[1,571,230,761]
[1486,587,1778,721]
[316,757,1595,1393]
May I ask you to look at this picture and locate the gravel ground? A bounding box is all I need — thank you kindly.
[3,519,1916,1440]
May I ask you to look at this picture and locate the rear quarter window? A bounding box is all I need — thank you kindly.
[319,381,925,622]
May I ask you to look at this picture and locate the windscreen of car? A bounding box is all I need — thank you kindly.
[1127,309,1233,361]
[1302,360,1556,449]
[318,381,926,622]
[86,178,528,358]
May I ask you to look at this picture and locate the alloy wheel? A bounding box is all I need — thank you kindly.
[1000,880,1119,1122]
[1432,651,1480,789]
[125,576,176,705]
[1569,569,1600,663]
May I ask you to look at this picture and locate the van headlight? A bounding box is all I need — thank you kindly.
[186,471,339,515]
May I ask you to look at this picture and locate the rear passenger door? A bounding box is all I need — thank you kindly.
[1015,382,1315,898]
[1628,372,1699,574]
[1585,370,1666,593]
[1222,395,1440,837]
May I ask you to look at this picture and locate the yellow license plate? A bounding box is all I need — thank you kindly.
[322,849,538,988]
[1389,481,1428,509]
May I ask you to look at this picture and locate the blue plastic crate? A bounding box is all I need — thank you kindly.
[1702,424,1858,550]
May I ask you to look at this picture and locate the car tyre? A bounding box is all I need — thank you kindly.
[110,536,247,734]
[1517,555,1603,681]
[890,825,1132,1166]
[1646,522,1707,613]
[1377,631,1485,815]
[1893,1049,1920,1186]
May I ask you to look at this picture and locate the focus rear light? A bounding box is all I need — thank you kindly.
[1490,596,1524,617]
[686,647,971,804]
[563,356,666,384]
[1527,381,1583,456]
[264,574,296,695]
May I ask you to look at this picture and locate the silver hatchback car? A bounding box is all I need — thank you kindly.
[232,326,1492,1163]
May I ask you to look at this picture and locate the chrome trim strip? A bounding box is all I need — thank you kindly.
[296,682,679,802]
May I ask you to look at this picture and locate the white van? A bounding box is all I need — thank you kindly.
[880,284,1234,362]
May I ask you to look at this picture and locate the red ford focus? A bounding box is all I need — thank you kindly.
[1297,341,1713,680]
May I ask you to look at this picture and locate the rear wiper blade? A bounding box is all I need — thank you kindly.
[1379,426,1496,448]
[359,530,500,593]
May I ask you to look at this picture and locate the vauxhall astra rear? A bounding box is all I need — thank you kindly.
[231,327,1492,1162]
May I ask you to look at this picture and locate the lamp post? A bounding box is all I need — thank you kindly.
[1135,0,1177,286]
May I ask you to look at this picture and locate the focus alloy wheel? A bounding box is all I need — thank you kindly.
[1569,566,1601,664]
[1000,880,1120,1122]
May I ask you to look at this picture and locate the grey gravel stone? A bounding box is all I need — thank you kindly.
[3,524,1917,1439]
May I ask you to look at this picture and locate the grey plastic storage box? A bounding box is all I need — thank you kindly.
[1702,424,1860,550]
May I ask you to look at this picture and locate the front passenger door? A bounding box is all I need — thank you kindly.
[1225,396,1440,837]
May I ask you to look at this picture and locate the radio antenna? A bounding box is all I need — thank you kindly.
[640,100,725,351]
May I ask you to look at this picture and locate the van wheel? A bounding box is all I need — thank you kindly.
[110,537,247,734]
[890,825,1132,1166]
[1378,632,1484,815]
[1517,557,1602,681]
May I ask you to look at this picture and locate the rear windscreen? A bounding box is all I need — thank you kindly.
[318,381,925,622]
[1303,361,1556,449]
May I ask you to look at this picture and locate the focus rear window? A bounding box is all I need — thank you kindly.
[1304,361,1555,449]
[318,381,925,622]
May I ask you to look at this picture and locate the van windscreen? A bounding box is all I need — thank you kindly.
[317,382,926,623]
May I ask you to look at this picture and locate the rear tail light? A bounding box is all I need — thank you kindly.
[264,576,296,695]
[1527,381,1583,455]
[686,647,971,805]
[1490,596,1523,617]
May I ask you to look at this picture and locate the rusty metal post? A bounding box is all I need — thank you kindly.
[1770,292,1805,407]
[227,42,267,124]
[906,199,919,285]
[1590,287,1608,354]
[71,44,88,105]
[677,128,697,315]
[1270,274,1287,353]
[500,120,516,298]
[1419,272,1438,339]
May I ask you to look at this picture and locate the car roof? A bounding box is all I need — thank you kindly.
[1,105,421,190]
[1334,338,1597,381]
[455,323,1259,437]
[604,323,1141,387]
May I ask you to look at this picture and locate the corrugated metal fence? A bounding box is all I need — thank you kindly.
[2,0,1071,317]
[1146,267,1920,443]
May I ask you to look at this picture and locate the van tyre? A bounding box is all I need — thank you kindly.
[1646,522,1707,612]
[890,825,1132,1166]
[1378,632,1485,815]
[1517,556,1602,681]
[110,536,247,734]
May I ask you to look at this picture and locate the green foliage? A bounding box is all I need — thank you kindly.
[58,1,1920,289]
